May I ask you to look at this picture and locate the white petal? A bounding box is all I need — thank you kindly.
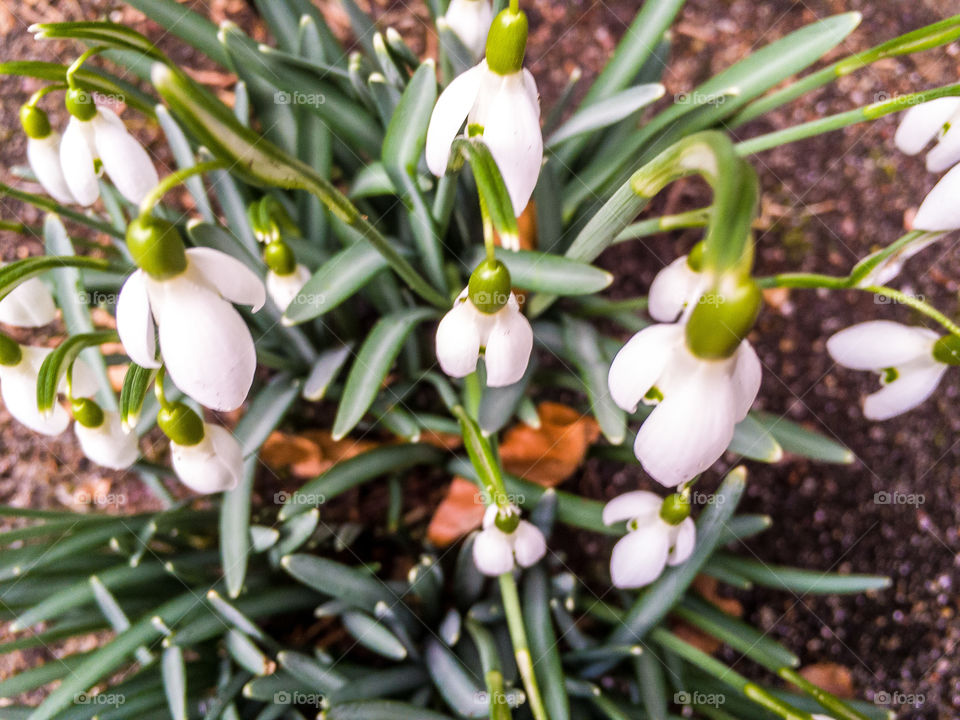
[894,98,960,155]
[92,112,159,205]
[512,521,546,567]
[826,321,937,370]
[602,490,662,525]
[730,340,761,420]
[59,118,99,206]
[186,248,266,312]
[444,0,493,58]
[607,324,682,413]
[67,358,100,399]
[609,525,670,589]
[75,411,139,470]
[648,256,702,322]
[435,298,483,379]
[858,233,944,286]
[27,134,75,204]
[473,527,515,576]
[171,424,242,494]
[477,71,543,214]
[926,120,960,173]
[863,360,947,421]
[266,264,311,312]
[666,517,696,566]
[522,69,540,118]
[913,163,960,231]
[151,278,256,411]
[634,366,737,487]
[0,275,57,327]
[483,303,533,387]
[425,64,484,177]
[116,270,160,369]
[0,347,69,435]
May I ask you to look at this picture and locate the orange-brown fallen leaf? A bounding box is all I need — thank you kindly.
[261,431,379,479]
[797,663,855,698]
[427,477,486,547]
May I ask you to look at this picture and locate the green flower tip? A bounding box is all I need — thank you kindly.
[19,105,51,139]
[659,493,691,525]
[64,87,96,121]
[494,506,521,533]
[685,277,762,360]
[157,402,204,446]
[933,334,960,366]
[264,240,297,276]
[468,259,512,314]
[72,397,104,429]
[0,335,22,367]
[126,215,188,280]
[485,8,528,75]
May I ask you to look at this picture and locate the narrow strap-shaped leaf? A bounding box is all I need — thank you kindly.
[728,414,783,463]
[281,554,406,617]
[332,308,436,439]
[119,363,155,430]
[476,247,613,295]
[424,638,488,718]
[342,610,408,660]
[276,650,347,695]
[547,83,665,148]
[710,554,890,595]
[327,666,429,705]
[522,565,570,720]
[450,138,519,246]
[124,0,230,67]
[324,701,457,720]
[32,21,162,57]
[36,330,118,413]
[155,106,215,221]
[226,628,274,676]
[561,318,625,444]
[302,344,353,401]
[749,411,854,464]
[161,646,187,720]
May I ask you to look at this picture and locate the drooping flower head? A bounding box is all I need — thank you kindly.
[473,503,546,576]
[116,216,265,412]
[443,0,494,60]
[435,259,533,387]
[603,491,695,588]
[426,7,542,215]
[827,320,959,420]
[71,397,139,470]
[158,402,242,494]
[20,104,75,205]
[895,97,960,174]
[262,239,310,313]
[58,88,159,206]
[647,244,706,323]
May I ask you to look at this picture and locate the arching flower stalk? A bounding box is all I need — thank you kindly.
[603,490,695,588]
[827,320,960,420]
[116,216,265,412]
[426,7,542,215]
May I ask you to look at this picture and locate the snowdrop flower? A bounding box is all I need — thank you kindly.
[72,399,139,470]
[20,105,75,204]
[608,281,763,487]
[261,239,310,313]
[443,0,494,59]
[895,97,960,173]
[908,163,960,232]
[603,491,695,588]
[159,402,242,494]
[59,89,159,206]
[0,338,96,435]
[648,249,706,322]
[473,503,546,576]
[826,320,960,420]
[426,8,542,215]
[435,260,533,387]
[854,232,946,287]
[0,266,57,328]
[116,216,265,412]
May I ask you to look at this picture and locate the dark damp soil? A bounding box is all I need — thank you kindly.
[1,0,960,717]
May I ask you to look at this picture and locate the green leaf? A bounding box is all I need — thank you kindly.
[342,611,408,660]
[711,554,891,595]
[35,330,117,413]
[332,308,436,439]
[276,650,347,694]
[155,106,215,222]
[728,413,783,462]
[562,318,625,444]
[303,344,353,401]
[281,555,407,619]
[750,410,854,464]
[284,242,389,324]
[424,638,487,718]
[119,363,155,430]
[32,21,161,58]
[478,247,613,295]
[327,666,429,705]
[161,646,187,720]
[523,565,570,720]
[324,701,456,720]
[451,138,519,246]
[280,443,444,520]
[124,0,230,67]
[547,83,665,148]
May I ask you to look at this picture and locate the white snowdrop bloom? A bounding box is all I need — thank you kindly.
[116,246,266,412]
[443,0,494,59]
[855,232,946,287]
[648,254,706,322]
[27,132,76,204]
[59,105,159,206]
[602,491,695,588]
[435,287,533,387]
[473,503,546,576]
[267,264,311,313]
[0,344,96,436]
[895,97,960,173]
[74,409,139,470]
[608,323,761,487]
[425,59,542,215]
[827,320,952,421]
[0,271,57,327]
[170,423,243,494]
[911,163,960,231]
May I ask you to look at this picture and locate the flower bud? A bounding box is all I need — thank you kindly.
[264,240,297,276]
[659,492,691,525]
[157,402,205,446]
[485,8,528,75]
[71,397,104,429]
[933,334,960,366]
[685,278,762,359]
[468,259,512,314]
[493,506,521,533]
[126,216,188,280]
[19,105,51,139]
[65,87,96,121]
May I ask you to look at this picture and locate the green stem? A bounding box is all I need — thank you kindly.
[65,45,107,87]
[139,160,227,216]
[26,83,67,107]
[154,366,170,409]
[478,192,497,264]
[862,284,960,337]
[614,206,711,242]
[499,573,549,720]
[509,0,519,13]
